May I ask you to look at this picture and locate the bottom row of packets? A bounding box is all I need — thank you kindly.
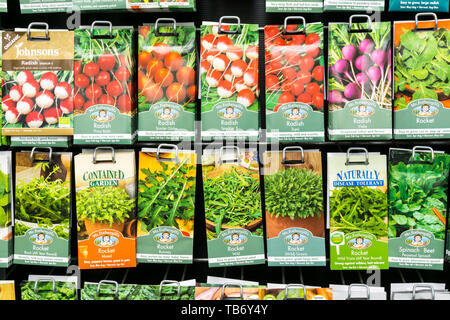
[2,276,450,300]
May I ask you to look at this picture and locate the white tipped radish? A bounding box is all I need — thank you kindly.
[2,95,15,112]
[230,60,247,78]
[204,49,220,63]
[206,69,222,88]
[201,60,211,74]
[16,98,34,115]
[226,46,243,61]
[237,88,255,107]
[243,69,258,87]
[54,82,72,100]
[43,107,62,125]
[212,54,229,72]
[26,111,44,128]
[59,97,73,114]
[217,80,234,98]
[245,46,259,60]
[216,36,233,52]
[5,107,19,124]
[22,80,40,98]
[17,71,34,86]
[9,85,23,102]
[224,68,233,82]
[212,24,229,36]
[234,78,248,92]
[36,91,55,109]
[39,72,58,91]
[201,34,216,51]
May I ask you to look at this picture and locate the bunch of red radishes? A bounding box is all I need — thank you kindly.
[2,71,73,128]
[200,25,259,108]
[265,25,324,112]
[74,53,133,113]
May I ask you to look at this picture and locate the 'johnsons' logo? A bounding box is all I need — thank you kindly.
[333,169,383,187]
[82,169,124,187]
[15,42,60,58]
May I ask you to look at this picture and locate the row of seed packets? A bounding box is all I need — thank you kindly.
[1,14,449,146]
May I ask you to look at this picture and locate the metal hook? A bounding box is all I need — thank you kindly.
[347,284,370,300]
[218,16,241,34]
[218,146,240,165]
[156,144,180,163]
[414,12,438,32]
[410,146,434,164]
[93,146,116,164]
[96,280,119,299]
[90,21,113,39]
[282,146,304,165]
[155,18,177,37]
[30,147,53,164]
[159,280,181,298]
[348,15,373,33]
[27,22,50,41]
[34,278,56,294]
[221,283,243,300]
[284,284,306,300]
[345,147,369,166]
[283,16,306,35]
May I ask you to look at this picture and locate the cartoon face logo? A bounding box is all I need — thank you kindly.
[30,232,53,245]
[413,104,438,117]
[156,107,179,120]
[351,104,375,117]
[92,109,115,122]
[94,234,119,247]
[284,232,308,246]
[154,231,178,244]
[224,232,247,245]
[347,236,372,250]
[283,107,308,120]
[406,233,430,247]
[218,106,242,119]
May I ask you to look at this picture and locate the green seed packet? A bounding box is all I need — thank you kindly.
[0,152,12,268]
[21,279,77,300]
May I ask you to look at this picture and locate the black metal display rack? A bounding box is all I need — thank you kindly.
[0,0,449,309]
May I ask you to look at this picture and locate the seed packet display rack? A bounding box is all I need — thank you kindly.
[0,0,449,302]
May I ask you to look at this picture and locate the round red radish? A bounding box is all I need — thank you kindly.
[166,83,187,103]
[201,34,216,51]
[164,52,184,71]
[85,84,103,101]
[313,93,324,110]
[143,82,163,103]
[297,70,312,84]
[243,69,258,87]
[237,89,255,107]
[83,100,96,111]
[75,74,90,89]
[278,92,295,104]
[226,46,243,61]
[1,95,15,112]
[40,72,58,90]
[154,68,173,87]
[176,66,195,86]
[290,80,305,96]
[312,66,324,82]
[9,85,23,102]
[306,83,321,96]
[230,60,247,78]
[297,93,312,104]
[200,60,211,74]
[115,67,130,82]
[282,67,297,81]
[139,51,153,69]
[98,94,115,106]
[59,97,73,114]
[246,46,259,60]
[217,80,234,98]
[16,98,34,115]
[54,82,72,100]
[36,91,55,109]
[43,107,62,125]
[204,49,220,63]
[74,61,82,75]
[5,107,19,124]
[17,71,34,86]
[153,43,171,60]
[95,71,111,87]
[205,69,221,88]
[212,54,229,72]
[224,68,233,82]
[117,95,132,113]
[265,74,279,91]
[106,81,123,97]
[22,80,40,98]
[74,94,85,110]
[216,36,233,53]
[26,111,44,128]
[83,62,100,78]
[98,53,116,71]
[268,61,283,75]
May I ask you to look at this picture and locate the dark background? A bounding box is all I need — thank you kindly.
[0,0,449,303]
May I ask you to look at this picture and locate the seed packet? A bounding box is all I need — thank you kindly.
[0,281,15,300]
[330,284,387,300]
[324,0,384,11]
[391,283,448,300]
[1,24,74,145]
[73,21,136,145]
[388,147,450,270]
[0,0,6,12]
[21,278,77,300]
[195,285,262,300]
[0,152,12,268]
[138,21,196,141]
[389,0,449,12]
[128,0,196,11]
[265,20,325,142]
[19,0,72,13]
[263,147,325,266]
[393,16,450,139]
[14,148,72,267]
[200,19,259,141]
[327,148,389,270]
[328,18,392,140]
[0,31,9,146]
[137,145,196,264]
[75,148,136,269]
[263,285,333,300]
[202,146,264,267]
[266,0,323,12]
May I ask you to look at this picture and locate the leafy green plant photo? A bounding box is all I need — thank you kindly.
[265,168,323,219]
[388,153,450,240]
[21,281,77,300]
